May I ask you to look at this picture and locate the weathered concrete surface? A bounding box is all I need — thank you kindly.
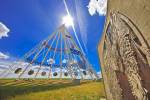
[107,0,150,42]
[98,0,150,100]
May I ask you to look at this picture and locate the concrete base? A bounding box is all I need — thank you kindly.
[72,79,80,85]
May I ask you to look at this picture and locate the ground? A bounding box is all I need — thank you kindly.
[0,79,105,100]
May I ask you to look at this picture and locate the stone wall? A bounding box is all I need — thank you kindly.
[98,0,150,100]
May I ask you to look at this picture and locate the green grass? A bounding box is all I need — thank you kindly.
[0,79,105,100]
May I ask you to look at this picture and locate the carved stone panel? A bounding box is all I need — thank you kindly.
[103,11,150,100]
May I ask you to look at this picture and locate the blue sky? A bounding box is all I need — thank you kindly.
[0,0,105,72]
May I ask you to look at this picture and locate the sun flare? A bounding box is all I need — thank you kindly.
[62,15,74,27]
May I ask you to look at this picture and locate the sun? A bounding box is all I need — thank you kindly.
[62,15,74,27]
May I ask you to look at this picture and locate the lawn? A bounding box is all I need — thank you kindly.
[0,79,105,100]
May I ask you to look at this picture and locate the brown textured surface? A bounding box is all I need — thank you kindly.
[106,0,150,43]
[98,0,150,100]
[115,71,136,100]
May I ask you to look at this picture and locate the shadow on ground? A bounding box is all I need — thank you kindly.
[0,79,90,100]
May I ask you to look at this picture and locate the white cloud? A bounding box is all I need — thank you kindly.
[0,59,96,79]
[47,58,55,64]
[97,71,102,78]
[62,59,67,63]
[87,0,107,16]
[0,22,10,60]
[0,52,9,59]
[0,22,10,39]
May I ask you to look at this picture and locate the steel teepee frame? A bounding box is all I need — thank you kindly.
[0,25,98,80]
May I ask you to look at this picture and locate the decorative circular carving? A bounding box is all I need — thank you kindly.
[64,72,68,76]
[53,72,58,76]
[83,71,87,75]
[41,71,46,76]
[28,70,34,75]
[14,68,22,74]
